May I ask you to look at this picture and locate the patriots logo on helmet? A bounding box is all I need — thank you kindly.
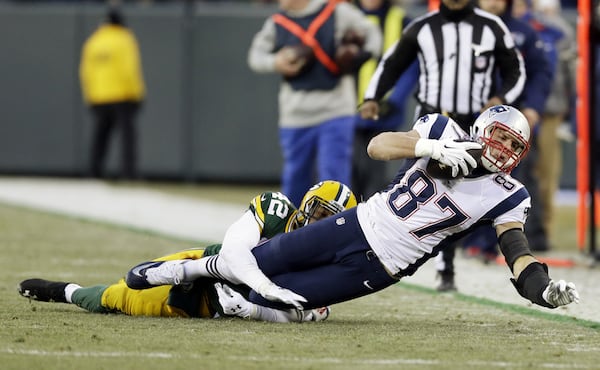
[490,105,508,114]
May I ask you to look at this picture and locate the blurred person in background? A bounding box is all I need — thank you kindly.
[247,0,382,207]
[512,0,576,242]
[463,0,553,267]
[80,7,145,180]
[437,0,553,287]
[351,0,418,200]
[359,0,526,133]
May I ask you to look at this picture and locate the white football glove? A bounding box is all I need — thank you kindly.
[215,282,255,318]
[542,279,580,307]
[258,282,307,310]
[415,138,481,177]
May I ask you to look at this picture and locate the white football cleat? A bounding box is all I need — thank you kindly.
[143,260,187,286]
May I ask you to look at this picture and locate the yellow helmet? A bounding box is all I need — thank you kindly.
[291,180,357,230]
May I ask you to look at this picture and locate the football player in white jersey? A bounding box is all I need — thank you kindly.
[136,105,579,315]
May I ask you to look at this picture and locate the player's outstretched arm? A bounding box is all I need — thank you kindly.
[368,129,480,177]
[496,223,580,308]
[219,210,307,310]
[215,283,323,323]
[124,209,272,289]
[367,130,420,161]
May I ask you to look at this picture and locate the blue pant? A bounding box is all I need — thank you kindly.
[249,208,398,309]
[461,224,497,255]
[279,116,354,206]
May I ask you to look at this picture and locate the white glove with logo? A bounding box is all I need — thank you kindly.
[415,138,481,177]
[542,279,580,307]
[215,282,255,318]
[258,282,307,310]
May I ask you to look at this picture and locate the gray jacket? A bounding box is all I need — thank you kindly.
[247,0,382,128]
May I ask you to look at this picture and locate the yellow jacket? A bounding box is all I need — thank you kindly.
[79,24,145,105]
[357,6,404,104]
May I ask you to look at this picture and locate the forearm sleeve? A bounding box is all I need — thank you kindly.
[510,262,554,308]
[498,228,532,272]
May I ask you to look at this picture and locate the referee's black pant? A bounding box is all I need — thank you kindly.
[352,128,389,201]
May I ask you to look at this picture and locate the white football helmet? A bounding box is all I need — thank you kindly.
[470,105,530,173]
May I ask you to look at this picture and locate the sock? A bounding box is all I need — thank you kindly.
[70,285,110,313]
[64,283,82,303]
[250,305,303,323]
[434,252,445,272]
[183,255,242,284]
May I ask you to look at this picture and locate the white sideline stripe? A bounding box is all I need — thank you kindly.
[1,349,595,368]
[0,178,243,242]
[2,348,172,358]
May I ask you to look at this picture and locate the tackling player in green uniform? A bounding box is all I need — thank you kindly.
[18,181,357,323]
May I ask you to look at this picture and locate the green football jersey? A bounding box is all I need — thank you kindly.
[170,191,298,317]
[248,191,297,239]
[203,191,297,258]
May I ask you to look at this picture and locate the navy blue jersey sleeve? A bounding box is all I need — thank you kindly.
[371,23,420,101]
[518,24,553,114]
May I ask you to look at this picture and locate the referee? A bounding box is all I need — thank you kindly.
[360,0,526,132]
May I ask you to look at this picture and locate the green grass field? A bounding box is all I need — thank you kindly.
[1,184,599,370]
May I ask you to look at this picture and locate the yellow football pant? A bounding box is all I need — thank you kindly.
[71,248,210,317]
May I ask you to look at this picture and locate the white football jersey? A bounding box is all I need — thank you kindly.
[356,114,531,277]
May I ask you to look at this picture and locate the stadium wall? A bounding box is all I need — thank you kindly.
[0,2,577,187]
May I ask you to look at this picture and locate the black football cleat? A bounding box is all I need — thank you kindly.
[18,278,69,303]
[436,272,457,292]
[125,261,164,289]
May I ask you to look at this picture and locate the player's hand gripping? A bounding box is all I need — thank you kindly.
[258,282,307,310]
[542,279,580,307]
[415,138,482,177]
[215,282,254,318]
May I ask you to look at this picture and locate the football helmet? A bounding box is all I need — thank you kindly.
[470,105,530,173]
[290,180,357,230]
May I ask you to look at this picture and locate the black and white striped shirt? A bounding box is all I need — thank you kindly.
[365,3,525,128]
